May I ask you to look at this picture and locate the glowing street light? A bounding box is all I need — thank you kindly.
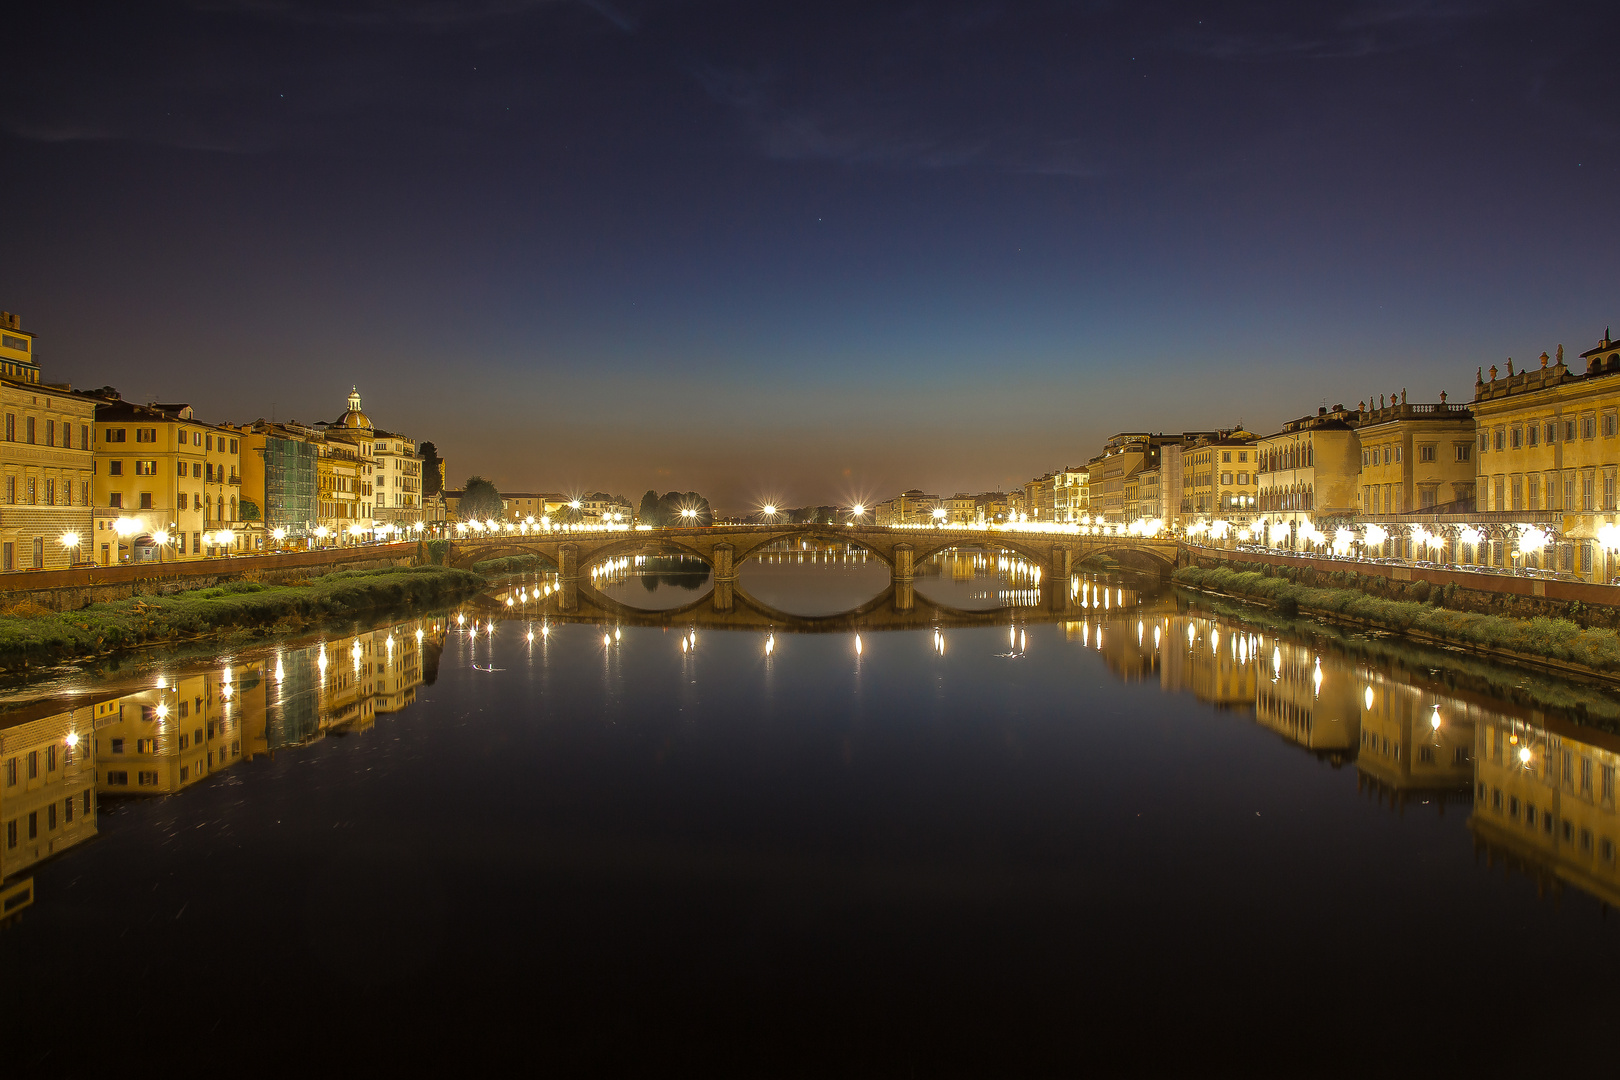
[59,531,80,553]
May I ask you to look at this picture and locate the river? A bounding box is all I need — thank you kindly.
[2,543,1618,1074]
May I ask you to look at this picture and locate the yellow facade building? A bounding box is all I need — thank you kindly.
[1255,407,1361,537]
[90,395,254,564]
[1469,339,1620,579]
[1355,393,1476,520]
[373,429,423,527]
[0,313,97,571]
[1180,430,1259,526]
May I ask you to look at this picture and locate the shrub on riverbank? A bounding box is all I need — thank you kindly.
[1174,565,1620,673]
[0,565,485,670]
[471,553,548,575]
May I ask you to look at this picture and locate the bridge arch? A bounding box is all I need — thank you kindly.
[727,527,898,570]
[454,543,561,571]
[574,534,715,572]
[905,535,1055,568]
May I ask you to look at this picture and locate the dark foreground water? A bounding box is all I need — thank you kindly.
[3,550,1620,1076]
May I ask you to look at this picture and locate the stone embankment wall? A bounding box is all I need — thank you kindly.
[1183,544,1620,630]
[0,542,421,613]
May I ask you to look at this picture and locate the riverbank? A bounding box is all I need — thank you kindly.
[0,565,485,672]
[1174,565,1620,681]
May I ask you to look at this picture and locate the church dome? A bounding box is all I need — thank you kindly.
[336,386,373,430]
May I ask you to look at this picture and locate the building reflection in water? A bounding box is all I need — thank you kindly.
[1471,713,1620,906]
[918,548,1046,608]
[0,616,445,917]
[1076,592,1620,909]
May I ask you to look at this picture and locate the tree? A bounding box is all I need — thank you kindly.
[239,498,262,522]
[638,490,662,527]
[460,475,503,520]
[419,442,444,498]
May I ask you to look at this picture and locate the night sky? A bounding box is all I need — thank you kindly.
[4,2,1617,510]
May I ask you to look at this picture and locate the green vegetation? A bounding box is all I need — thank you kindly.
[460,475,503,520]
[1175,565,1620,674]
[637,489,713,526]
[419,441,444,498]
[472,553,549,575]
[0,565,485,671]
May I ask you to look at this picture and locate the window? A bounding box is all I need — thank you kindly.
[137,771,158,786]
[107,771,128,786]
[44,478,54,505]
[178,461,187,476]
[135,460,157,475]
[1546,421,1557,443]
[139,492,152,510]
[5,820,13,848]
[108,460,122,476]
[178,493,187,510]
[63,796,72,824]
[1527,424,1539,447]
[104,428,126,443]
[3,414,10,441]
[1493,429,1505,451]
[108,492,122,508]
[27,751,37,779]
[4,758,13,786]
[1222,452,1231,463]
[3,476,10,504]
[135,738,154,754]
[1420,445,1436,462]
[45,419,54,446]
[25,477,34,504]
[206,434,213,451]
[1383,447,1391,464]
[178,733,189,750]
[229,438,238,454]
[1566,419,1578,441]
[1606,414,1618,438]
[27,812,36,839]
[1394,446,1402,462]
[1237,451,1247,462]
[1479,432,1488,452]
[25,417,34,444]
[1583,415,1597,439]
[110,738,124,754]
[1584,473,1595,511]
[1510,427,1522,449]
[192,463,201,478]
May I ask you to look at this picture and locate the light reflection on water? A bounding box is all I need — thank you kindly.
[3,571,1619,1070]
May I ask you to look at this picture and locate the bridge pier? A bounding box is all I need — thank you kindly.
[558,543,579,612]
[892,544,915,611]
[711,543,736,612]
[1050,546,1072,612]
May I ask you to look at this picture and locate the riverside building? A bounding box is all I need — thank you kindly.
[1470,340,1620,579]
[0,312,96,571]
[90,394,252,564]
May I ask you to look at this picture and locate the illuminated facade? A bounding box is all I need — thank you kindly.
[874,489,939,527]
[1355,394,1476,521]
[373,429,423,527]
[1469,339,1620,579]
[1180,431,1260,525]
[0,313,97,571]
[1255,407,1361,539]
[90,396,251,564]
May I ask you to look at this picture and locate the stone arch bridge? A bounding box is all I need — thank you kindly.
[449,524,1179,614]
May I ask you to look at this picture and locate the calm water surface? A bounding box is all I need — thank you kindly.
[3,549,1619,1075]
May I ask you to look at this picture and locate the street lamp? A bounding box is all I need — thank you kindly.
[59,531,80,562]
[680,508,697,524]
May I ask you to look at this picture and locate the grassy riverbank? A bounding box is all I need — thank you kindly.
[1174,565,1620,675]
[471,553,549,575]
[0,565,485,671]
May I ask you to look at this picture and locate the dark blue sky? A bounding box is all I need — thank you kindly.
[3,1,1616,508]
